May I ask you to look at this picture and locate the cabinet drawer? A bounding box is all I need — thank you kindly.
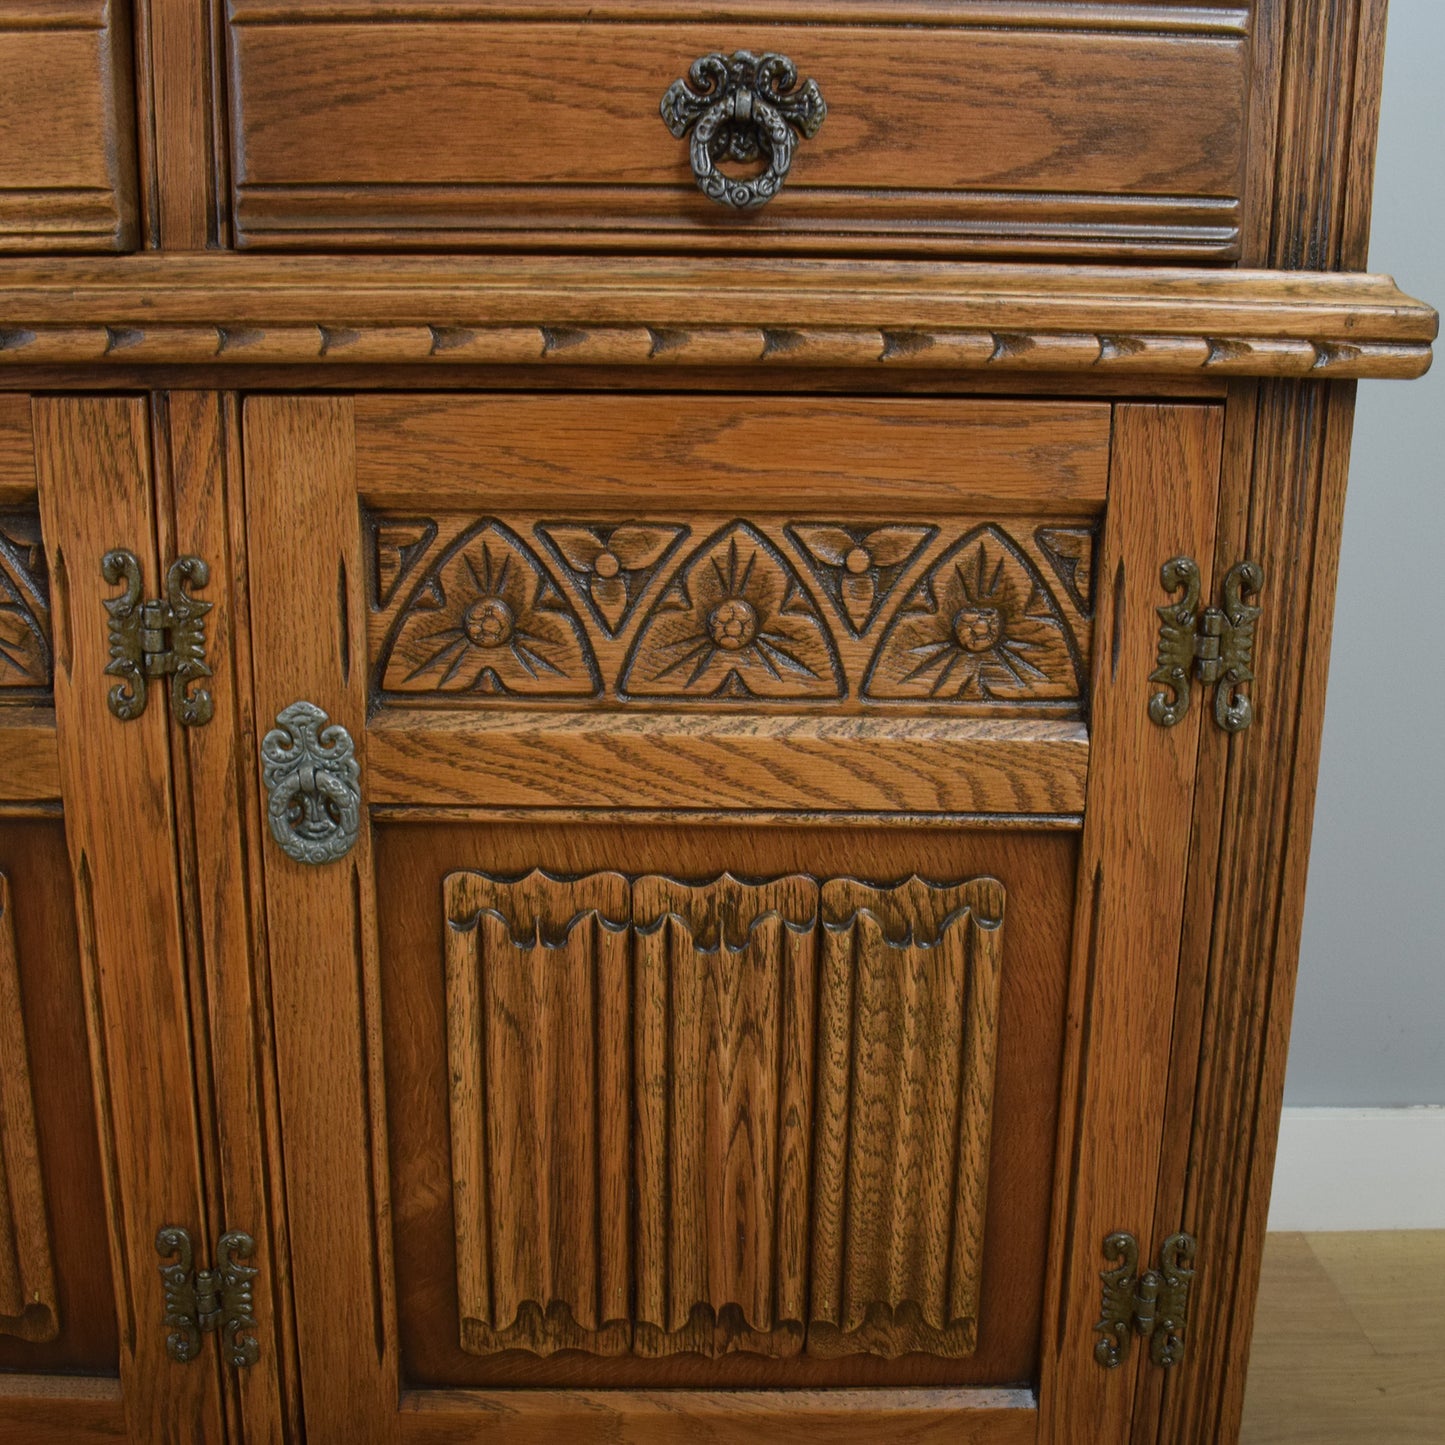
[0,1,137,252]
[227,1,1253,259]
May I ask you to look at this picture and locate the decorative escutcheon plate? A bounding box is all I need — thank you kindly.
[260,700,361,865]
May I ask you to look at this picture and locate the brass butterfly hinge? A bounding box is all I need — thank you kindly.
[1149,557,1263,733]
[155,1226,259,1368]
[101,549,214,726]
[1094,1230,1197,1370]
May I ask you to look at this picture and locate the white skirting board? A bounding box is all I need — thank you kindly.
[1267,1107,1445,1231]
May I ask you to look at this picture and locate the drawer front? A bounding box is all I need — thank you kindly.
[227,1,1254,259]
[0,1,137,252]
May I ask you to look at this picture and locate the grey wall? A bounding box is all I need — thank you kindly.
[1284,0,1445,1106]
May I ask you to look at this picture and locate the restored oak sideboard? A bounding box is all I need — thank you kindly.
[0,2,1435,1442]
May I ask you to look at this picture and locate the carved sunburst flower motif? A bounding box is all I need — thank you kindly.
[382,522,598,697]
[865,526,1079,703]
[623,523,842,700]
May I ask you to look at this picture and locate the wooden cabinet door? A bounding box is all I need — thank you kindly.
[0,397,229,1444]
[243,393,1222,1444]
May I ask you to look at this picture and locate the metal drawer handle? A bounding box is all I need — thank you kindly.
[661,50,826,211]
[261,701,361,865]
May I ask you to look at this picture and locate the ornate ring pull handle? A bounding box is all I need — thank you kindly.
[261,701,361,865]
[661,50,826,210]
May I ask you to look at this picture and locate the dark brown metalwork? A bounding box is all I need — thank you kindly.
[155,1225,260,1368]
[1094,1230,1197,1370]
[1149,557,1263,732]
[661,51,826,211]
[102,548,214,726]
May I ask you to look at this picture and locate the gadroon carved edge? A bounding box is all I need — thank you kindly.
[0,323,1430,378]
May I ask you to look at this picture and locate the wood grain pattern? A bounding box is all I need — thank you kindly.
[632,873,817,1358]
[369,508,1096,716]
[0,869,57,1340]
[34,396,224,1442]
[397,1385,1037,1444]
[159,392,293,1443]
[0,712,58,802]
[243,395,398,1443]
[0,395,34,506]
[1153,8,1405,1443]
[0,256,1433,379]
[1037,403,1222,1443]
[382,823,1072,1393]
[443,867,1006,1364]
[0,0,137,252]
[367,711,1089,815]
[227,15,1247,257]
[445,870,633,1357]
[809,877,1003,1359]
[355,396,1110,512]
[0,821,117,1379]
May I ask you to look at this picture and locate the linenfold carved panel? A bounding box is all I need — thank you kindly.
[373,514,1095,714]
[0,513,52,701]
[442,868,1005,1361]
[0,872,59,1341]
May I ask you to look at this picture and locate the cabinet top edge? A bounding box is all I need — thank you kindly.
[0,257,1434,380]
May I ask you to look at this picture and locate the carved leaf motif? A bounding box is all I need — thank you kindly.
[1035,525,1098,616]
[786,523,936,636]
[536,522,688,635]
[0,514,52,697]
[622,522,843,700]
[381,521,600,698]
[865,525,1081,703]
[370,517,437,609]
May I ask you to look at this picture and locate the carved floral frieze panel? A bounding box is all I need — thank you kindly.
[443,868,1004,1362]
[0,513,52,702]
[371,513,1096,714]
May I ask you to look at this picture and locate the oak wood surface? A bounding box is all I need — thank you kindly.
[0,0,137,252]
[0,821,116,1375]
[0,393,34,505]
[1036,403,1222,1441]
[228,15,1246,258]
[34,397,226,1443]
[354,395,1110,511]
[159,392,292,1444]
[1151,6,1405,1443]
[0,868,57,1338]
[0,713,58,801]
[243,395,398,1442]
[398,1385,1037,1443]
[380,822,1074,1391]
[368,712,1089,814]
[0,257,1433,378]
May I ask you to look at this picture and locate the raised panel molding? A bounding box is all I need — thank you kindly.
[0,871,59,1341]
[442,868,1005,1360]
[376,515,1095,715]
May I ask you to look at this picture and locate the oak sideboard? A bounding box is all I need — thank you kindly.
[0,2,1435,1442]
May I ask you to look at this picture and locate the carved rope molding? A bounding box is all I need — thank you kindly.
[0,322,1431,378]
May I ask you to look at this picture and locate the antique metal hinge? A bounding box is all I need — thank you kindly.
[155,1226,259,1368]
[102,548,214,726]
[1094,1231,1196,1370]
[1149,557,1263,733]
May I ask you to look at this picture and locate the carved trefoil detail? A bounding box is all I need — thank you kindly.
[442,868,1006,1361]
[0,513,52,701]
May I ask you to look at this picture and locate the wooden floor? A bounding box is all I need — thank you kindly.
[1240,1231,1445,1443]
